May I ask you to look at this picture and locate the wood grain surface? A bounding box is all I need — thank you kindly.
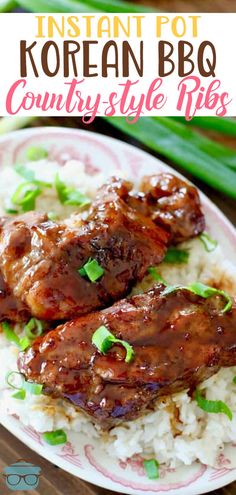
[1,1,236,493]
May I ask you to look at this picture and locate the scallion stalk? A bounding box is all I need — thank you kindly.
[106,117,236,199]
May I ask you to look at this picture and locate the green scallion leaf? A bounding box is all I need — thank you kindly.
[233,376,236,385]
[2,322,21,347]
[24,381,43,395]
[164,247,189,264]
[24,318,44,340]
[12,389,26,400]
[143,459,159,479]
[42,429,67,446]
[79,258,104,283]
[6,371,25,390]
[92,325,134,363]
[2,322,30,350]
[15,164,51,188]
[6,371,43,398]
[27,146,48,161]
[11,181,42,212]
[162,282,232,313]
[55,173,91,207]
[199,232,218,252]
[48,211,58,221]
[195,389,233,420]
[19,336,31,351]
[148,267,167,285]
[5,208,18,215]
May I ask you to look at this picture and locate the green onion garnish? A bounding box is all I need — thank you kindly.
[26,146,48,161]
[148,267,167,285]
[79,258,104,283]
[24,318,44,340]
[42,429,67,446]
[11,181,42,212]
[164,247,189,264]
[6,371,25,390]
[143,459,159,479]
[200,232,218,252]
[5,208,18,215]
[19,336,31,351]
[55,173,91,207]
[92,325,134,363]
[48,211,58,221]
[6,371,43,399]
[2,322,30,350]
[12,389,26,400]
[15,164,51,188]
[195,389,232,420]
[162,282,232,313]
[233,376,236,385]
[24,381,43,395]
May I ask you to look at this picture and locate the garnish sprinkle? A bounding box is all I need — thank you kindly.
[162,282,232,313]
[6,371,43,400]
[164,247,189,264]
[2,322,30,351]
[24,318,44,340]
[92,325,134,364]
[26,146,48,162]
[200,232,218,252]
[79,258,104,283]
[55,173,91,207]
[143,459,159,479]
[195,389,232,421]
[42,430,67,446]
[148,267,167,285]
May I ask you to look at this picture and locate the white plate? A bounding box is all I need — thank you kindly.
[0,126,236,495]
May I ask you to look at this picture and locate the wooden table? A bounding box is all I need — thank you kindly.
[1,1,236,493]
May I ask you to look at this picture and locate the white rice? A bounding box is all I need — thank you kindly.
[0,157,236,469]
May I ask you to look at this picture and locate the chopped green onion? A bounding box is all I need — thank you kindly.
[143,459,159,479]
[24,318,44,340]
[148,267,167,285]
[55,173,91,207]
[164,247,189,264]
[6,371,25,390]
[2,322,29,350]
[2,322,21,347]
[79,258,104,283]
[12,389,26,400]
[42,429,67,446]
[6,371,43,397]
[92,325,134,363]
[24,381,43,395]
[5,208,18,215]
[199,232,218,252]
[19,336,31,351]
[27,146,48,161]
[106,117,236,200]
[195,389,233,420]
[14,164,51,188]
[162,282,232,313]
[11,181,42,212]
[48,211,58,221]
[233,376,236,385]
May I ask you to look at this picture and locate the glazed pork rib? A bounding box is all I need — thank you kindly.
[0,178,168,321]
[19,285,236,429]
[129,173,205,244]
[0,174,204,322]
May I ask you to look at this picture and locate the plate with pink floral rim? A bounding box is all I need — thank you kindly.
[0,126,236,495]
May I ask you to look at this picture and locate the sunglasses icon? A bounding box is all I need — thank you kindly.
[5,473,40,486]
